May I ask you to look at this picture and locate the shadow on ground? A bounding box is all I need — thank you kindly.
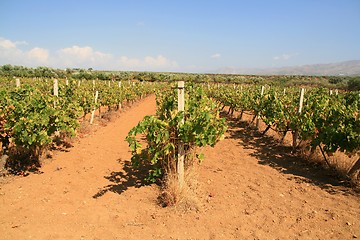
[93,159,152,198]
[222,113,359,196]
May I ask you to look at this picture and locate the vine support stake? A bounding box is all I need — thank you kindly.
[298,88,305,114]
[177,81,185,189]
[256,85,265,129]
[118,81,122,110]
[293,88,305,149]
[53,79,59,107]
[15,78,20,87]
[90,91,99,124]
[53,79,59,97]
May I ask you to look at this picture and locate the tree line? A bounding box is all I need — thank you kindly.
[1,64,359,90]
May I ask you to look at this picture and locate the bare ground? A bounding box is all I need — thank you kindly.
[0,95,359,240]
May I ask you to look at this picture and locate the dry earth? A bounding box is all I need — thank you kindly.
[0,95,359,240]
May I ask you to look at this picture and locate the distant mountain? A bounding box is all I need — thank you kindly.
[214,60,360,76]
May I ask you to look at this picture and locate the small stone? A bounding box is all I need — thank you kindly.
[353,235,358,239]
[346,222,352,226]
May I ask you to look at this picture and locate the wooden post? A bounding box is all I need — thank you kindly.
[53,79,59,97]
[330,90,333,95]
[256,86,265,129]
[177,81,185,189]
[15,78,20,87]
[53,79,59,107]
[78,80,81,87]
[90,91,99,124]
[293,88,305,149]
[118,81,122,110]
[298,88,305,114]
[65,78,69,86]
[92,80,96,91]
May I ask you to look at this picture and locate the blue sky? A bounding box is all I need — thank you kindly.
[0,0,359,72]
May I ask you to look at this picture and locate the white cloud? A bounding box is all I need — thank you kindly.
[119,56,141,67]
[0,37,179,71]
[273,53,297,61]
[58,46,94,59]
[0,38,17,49]
[27,47,49,64]
[0,37,48,66]
[14,40,28,46]
[118,55,178,71]
[145,55,177,68]
[56,45,113,68]
[211,53,221,59]
[0,38,22,63]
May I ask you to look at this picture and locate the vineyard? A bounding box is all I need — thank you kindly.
[0,77,160,172]
[0,75,359,239]
[2,77,358,180]
[207,84,360,178]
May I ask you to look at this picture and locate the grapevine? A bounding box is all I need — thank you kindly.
[126,83,227,183]
[208,83,360,176]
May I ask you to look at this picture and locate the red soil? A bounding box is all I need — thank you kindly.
[0,95,359,240]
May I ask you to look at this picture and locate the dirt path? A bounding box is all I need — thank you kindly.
[0,96,359,240]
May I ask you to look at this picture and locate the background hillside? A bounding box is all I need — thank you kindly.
[215,60,360,76]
